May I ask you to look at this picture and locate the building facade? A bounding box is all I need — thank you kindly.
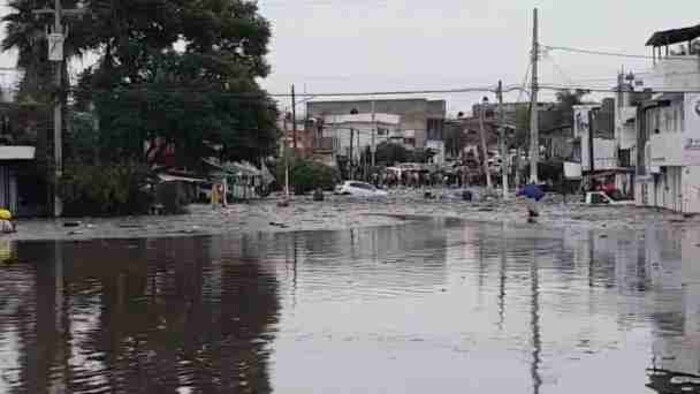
[319,113,401,164]
[633,26,700,213]
[306,98,446,163]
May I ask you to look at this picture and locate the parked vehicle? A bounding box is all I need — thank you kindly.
[583,191,634,205]
[335,181,388,197]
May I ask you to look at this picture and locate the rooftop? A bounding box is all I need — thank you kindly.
[646,23,700,47]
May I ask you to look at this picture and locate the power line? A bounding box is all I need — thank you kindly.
[539,84,700,94]
[516,62,531,103]
[542,44,699,61]
[60,85,502,98]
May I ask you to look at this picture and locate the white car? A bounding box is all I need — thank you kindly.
[583,191,634,205]
[336,181,388,197]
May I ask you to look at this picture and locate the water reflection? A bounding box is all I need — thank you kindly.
[0,237,279,393]
[3,220,700,392]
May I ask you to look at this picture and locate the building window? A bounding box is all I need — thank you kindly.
[619,149,631,167]
[378,128,387,136]
[672,107,677,132]
[655,110,661,133]
[681,107,685,132]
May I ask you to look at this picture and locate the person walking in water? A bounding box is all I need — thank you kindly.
[517,182,544,220]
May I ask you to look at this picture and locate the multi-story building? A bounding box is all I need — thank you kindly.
[613,74,648,196]
[567,101,617,187]
[306,98,446,163]
[633,25,700,213]
[318,112,401,164]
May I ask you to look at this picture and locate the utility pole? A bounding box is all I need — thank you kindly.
[529,7,539,184]
[371,100,376,167]
[52,0,63,217]
[291,84,297,152]
[588,109,595,176]
[498,80,508,199]
[33,0,84,217]
[349,128,354,179]
[478,97,492,190]
[283,114,290,199]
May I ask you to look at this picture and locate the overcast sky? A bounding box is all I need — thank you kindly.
[257,0,700,115]
[0,0,699,115]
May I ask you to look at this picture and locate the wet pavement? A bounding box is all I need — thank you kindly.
[6,190,691,241]
[1,213,700,393]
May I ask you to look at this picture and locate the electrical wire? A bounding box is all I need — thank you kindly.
[515,62,531,102]
[542,44,698,61]
[538,84,700,94]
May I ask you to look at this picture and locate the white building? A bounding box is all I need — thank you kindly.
[566,104,617,184]
[307,98,446,164]
[573,104,617,172]
[634,26,700,213]
[321,113,402,163]
[612,74,643,196]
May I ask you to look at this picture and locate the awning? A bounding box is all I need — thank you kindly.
[203,158,262,176]
[157,173,207,183]
[0,146,35,160]
[583,168,635,177]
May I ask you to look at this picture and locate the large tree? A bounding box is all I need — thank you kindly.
[4,0,278,167]
[2,0,93,104]
[80,0,278,166]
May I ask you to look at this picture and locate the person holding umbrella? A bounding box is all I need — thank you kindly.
[517,182,545,219]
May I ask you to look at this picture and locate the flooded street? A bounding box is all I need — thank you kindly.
[1,217,699,393]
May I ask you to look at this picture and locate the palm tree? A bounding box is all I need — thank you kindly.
[2,0,92,104]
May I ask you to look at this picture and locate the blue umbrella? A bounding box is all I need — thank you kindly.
[517,183,544,201]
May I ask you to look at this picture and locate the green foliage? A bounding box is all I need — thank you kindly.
[445,121,465,159]
[277,158,338,195]
[91,62,278,165]
[514,105,530,150]
[555,89,590,110]
[79,0,278,165]
[59,164,153,217]
[374,142,411,165]
[4,0,278,167]
[3,0,279,215]
[155,182,189,214]
[66,112,100,165]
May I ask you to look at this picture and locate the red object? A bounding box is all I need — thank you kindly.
[603,183,616,195]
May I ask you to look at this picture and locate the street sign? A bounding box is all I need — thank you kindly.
[48,33,64,61]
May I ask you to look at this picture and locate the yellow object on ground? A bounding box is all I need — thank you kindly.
[0,239,14,263]
[0,209,11,221]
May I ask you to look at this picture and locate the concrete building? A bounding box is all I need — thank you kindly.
[306,98,446,163]
[613,75,648,196]
[566,102,620,190]
[633,25,700,213]
[319,113,401,164]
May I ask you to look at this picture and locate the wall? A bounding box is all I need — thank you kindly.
[616,106,637,151]
[322,116,401,162]
[425,140,445,164]
[683,166,700,213]
[647,56,700,91]
[307,99,446,150]
[581,137,616,171]
[574,105,616,171]
[650,132,685,166]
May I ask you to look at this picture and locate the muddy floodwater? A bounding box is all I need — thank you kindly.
[1,217,699,393]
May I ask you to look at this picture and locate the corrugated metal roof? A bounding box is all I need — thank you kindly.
[646,24,700,46]
[0,146,35,160]
[157,174,206,183]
